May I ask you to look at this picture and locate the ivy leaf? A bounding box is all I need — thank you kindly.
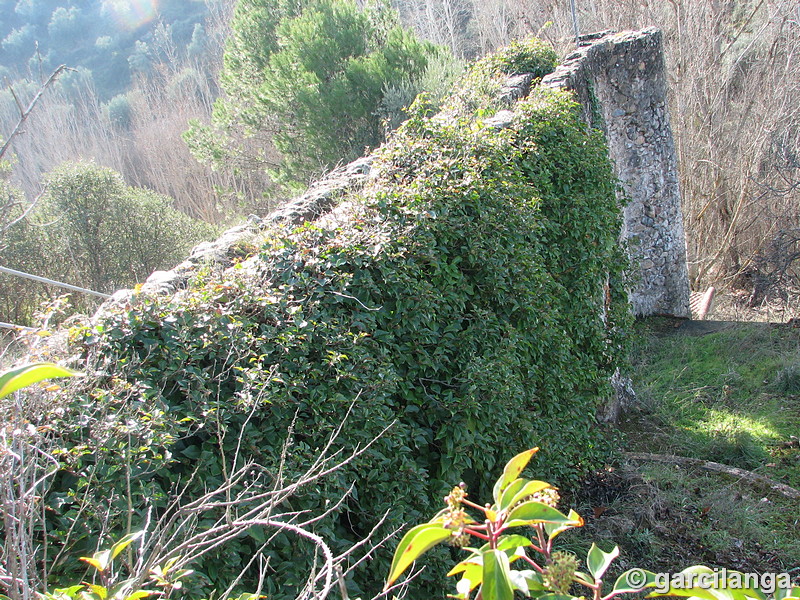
[385,523,452,588]
[492,448,538,504]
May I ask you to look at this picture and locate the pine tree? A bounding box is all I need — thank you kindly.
[188,0,443,187]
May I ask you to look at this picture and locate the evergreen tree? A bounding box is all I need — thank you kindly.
[189,0,444,186]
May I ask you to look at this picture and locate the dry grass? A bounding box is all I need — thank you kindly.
[704,289,800,323]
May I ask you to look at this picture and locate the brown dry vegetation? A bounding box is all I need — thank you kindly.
[375,0,800,312]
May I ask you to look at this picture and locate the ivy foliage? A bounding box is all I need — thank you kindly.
[46,39,629,600]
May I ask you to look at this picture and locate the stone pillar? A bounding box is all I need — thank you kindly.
[542,28,691,317]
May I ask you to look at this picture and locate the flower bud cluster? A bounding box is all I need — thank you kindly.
[543,551,578,594]
[531,487,560,508]
[443,484,470,547]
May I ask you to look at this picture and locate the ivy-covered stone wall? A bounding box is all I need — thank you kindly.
[121,28,690,319]
[542,28,691,317]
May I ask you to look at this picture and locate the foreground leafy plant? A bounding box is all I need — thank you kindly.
[0,362,79,398]
[386,448,800,600]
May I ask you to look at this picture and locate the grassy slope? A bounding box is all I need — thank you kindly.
[564,317,800,577]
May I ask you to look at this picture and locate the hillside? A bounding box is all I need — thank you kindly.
[3,26,798,600]
[0,0,210,99]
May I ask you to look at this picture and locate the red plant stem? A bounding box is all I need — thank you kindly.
[462,498,487,513]
[528,542,545,554]
[463,528,491,541]
[519,553,545,574]
[575,577,602,600]
[601,587,643,600]
[536,526,548,557]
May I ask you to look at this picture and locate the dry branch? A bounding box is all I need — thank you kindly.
[624,451,800,500]
[0,65,73,162]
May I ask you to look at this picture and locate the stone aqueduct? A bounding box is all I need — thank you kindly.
[112,29,691,320]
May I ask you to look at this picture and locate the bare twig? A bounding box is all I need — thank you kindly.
[0,65,74,163]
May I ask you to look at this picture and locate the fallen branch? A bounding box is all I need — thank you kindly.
[624,451,800,500]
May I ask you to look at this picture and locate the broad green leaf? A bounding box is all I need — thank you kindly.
[518,570,547,592]
[776,587,800,600]
[0,362,80,399]
[509,570,530,595]
[80,557,102,571]
[385,523,452,588]
[452,562,483,593]
[481,549,514,600]
[495,535,534,557]
[448,555,483,577]
[492,448,539,504]
[612,569,659,594]
[228,594,266,600]
[506,501,575,527]
[451,537,530,568]
[499,480,552,512]
[586,543,619,580]
[545,509,584,540]
[496,478,526,511]
[85,584,107,600]
[81,549,112,573]
[111,531,143,560]
[510,570,561,596]
[646,566,763,600]
[454,576,474,599]
[47,585,84,600]
[122,591,152,600]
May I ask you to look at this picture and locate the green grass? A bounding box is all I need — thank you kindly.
[574,318,800,573]
[629,319,800,485]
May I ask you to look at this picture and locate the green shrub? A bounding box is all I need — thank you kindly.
[472,38,559,77]
[39,161,217,293]
[0,179,53,324]
[0,162,216,324]
[104,94,133,129]
[445,37,559,118]
[42,41,628,600]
